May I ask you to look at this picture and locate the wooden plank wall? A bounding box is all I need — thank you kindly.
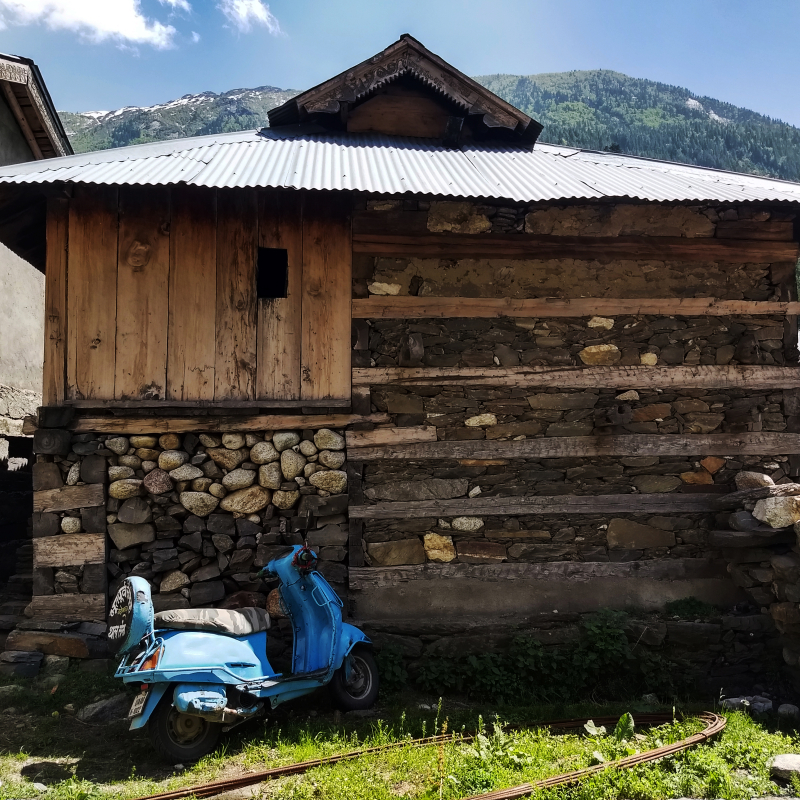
[45,188,354,406]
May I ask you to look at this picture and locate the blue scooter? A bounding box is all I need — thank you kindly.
[108,543,378,762]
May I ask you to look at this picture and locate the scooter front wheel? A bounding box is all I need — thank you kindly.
[329,645,379,711]
[148,695,221,763]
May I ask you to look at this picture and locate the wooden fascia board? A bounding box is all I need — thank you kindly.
[353,297,800,319]
[23,72,69,157]
[352,364,800,390]
[352,232,800,263]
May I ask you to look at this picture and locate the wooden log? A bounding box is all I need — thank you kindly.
[115,185,170,400]
[28,594,106,622]
[349,493,718,520]
[353,296,800,319]
[715,220,794,240]
[33,532,105,567]
[69,412,390,435]
[713,483,800,509]
[167,186,217,401]
[67,185,118,400]
[352,364,800,390]
[62,398,349,409]
[258,191,303,401]
[348,433,800,462]
[348,558,727,591]
[352,231,800,263]
[33,484,105,513]
[43,197,68,406]
[345,426,437,448]
[708,530,795,548]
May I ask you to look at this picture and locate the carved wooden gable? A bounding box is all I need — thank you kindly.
[268,34,543,147]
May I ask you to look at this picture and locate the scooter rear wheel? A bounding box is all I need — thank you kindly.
[329,645,379,711]
[148,695,221,763]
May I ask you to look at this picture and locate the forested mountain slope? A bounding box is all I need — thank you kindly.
[59,69,800,180]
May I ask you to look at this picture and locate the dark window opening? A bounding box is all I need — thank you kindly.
[257,247,289,299]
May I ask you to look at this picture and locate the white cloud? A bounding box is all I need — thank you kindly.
[191,30,200,43]
[0,0,178,48]
[160,0,191,12]
[217,0,280,34]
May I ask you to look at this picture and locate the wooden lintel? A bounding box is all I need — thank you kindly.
[353,296,800,319]
[28,594,106,622]
[353,365,800,390]
[33,484,105,514]
[347,432,800,462]
[352,232,800,263]
[349,492,718,520]
[68,412,390,435]
[63,398,351,409]
[345,426,437,449]
[33,533,106,568]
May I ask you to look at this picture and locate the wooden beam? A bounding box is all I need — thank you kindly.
[33,533,105,567]
[43,197,68,406]
[62,398,350,409]
[353,232,800,263]
[345,426,437,448]
[68,412,390,435]
[348,432,800,462]
[1,82,43,159]
[353,364,800,390]
[349,492,719,520]
[28,594,106,622]
[353,296,800,319]
[33,484,104,513]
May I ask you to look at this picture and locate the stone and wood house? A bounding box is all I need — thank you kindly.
[0,35,799,688]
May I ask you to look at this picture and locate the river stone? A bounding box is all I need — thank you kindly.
[607,518,675,549]
[273,432,300,452]
[465,414,497,427]
[106,437,130,455]
[673,398,710,414]
[307,524,348,546]
[735,471,775,490]
[76,694,130,724]
[190,581,225,606]
[578,344,621,365]
[108,522,155,549]
[281,449,306,481]
[221,433,245,450]
[190,563,221,582]
[428,201,491,233]
[632,475,681,493]
[729,510,761,531]
[313,429,345,451]
[367,539,425,566]
[220,486,271,515]
[299,440,318,457]
[108,479,143,499]
[700,456,726,474]
[424,533,455,562]
[169,464,203,482]
[60,516,81,534]
[158,450,189,471]
[588,316,614,329]
[135,448,160,461]
[365,478,465,502]
[130,435,158,448]
[272,490,300,510]
[222,468,257,490]
[318,450,346,469]
[179,492,220,517]
[259,462,283,489]
[199,434,221,447]
[207,447,248,471]
[754,496,800,528]
[66,462,81,485]
[160,569,190,593]
[770,753,800,779]
[117,497,152,525]
[308,470,348,494]
[250,441,280,464]
[209,483,227,498]
[683,412,724,433]
[452,517,484,532]
[680,469,714,485]
[178,530,202,552]
[212,533,235,553]
[108,465,135,481]
[158,433,181,450]
[191,477,212,492]
[142,461,157,473]
[143,468,173,495]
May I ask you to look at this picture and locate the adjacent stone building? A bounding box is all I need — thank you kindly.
[0,36,799,691]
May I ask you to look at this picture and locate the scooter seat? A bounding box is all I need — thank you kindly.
[154,607,270,636]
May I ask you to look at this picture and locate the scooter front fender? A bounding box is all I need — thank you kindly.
[334,622,371,668]
[129,682,170,730]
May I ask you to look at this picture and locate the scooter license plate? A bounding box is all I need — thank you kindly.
[128,690,148,718]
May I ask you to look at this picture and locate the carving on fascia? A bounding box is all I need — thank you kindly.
[25,72,70,156]
[0,59,28,85]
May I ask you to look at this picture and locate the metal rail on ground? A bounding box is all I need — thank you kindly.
[133,711,725,800]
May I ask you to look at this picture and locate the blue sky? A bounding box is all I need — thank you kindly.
[1,0,799,125]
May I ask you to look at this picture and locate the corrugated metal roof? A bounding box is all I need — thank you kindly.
[2,128,800,204]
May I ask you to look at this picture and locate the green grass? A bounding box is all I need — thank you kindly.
[0,668,798,800]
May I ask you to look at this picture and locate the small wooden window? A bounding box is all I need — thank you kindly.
[257,246,289,299]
